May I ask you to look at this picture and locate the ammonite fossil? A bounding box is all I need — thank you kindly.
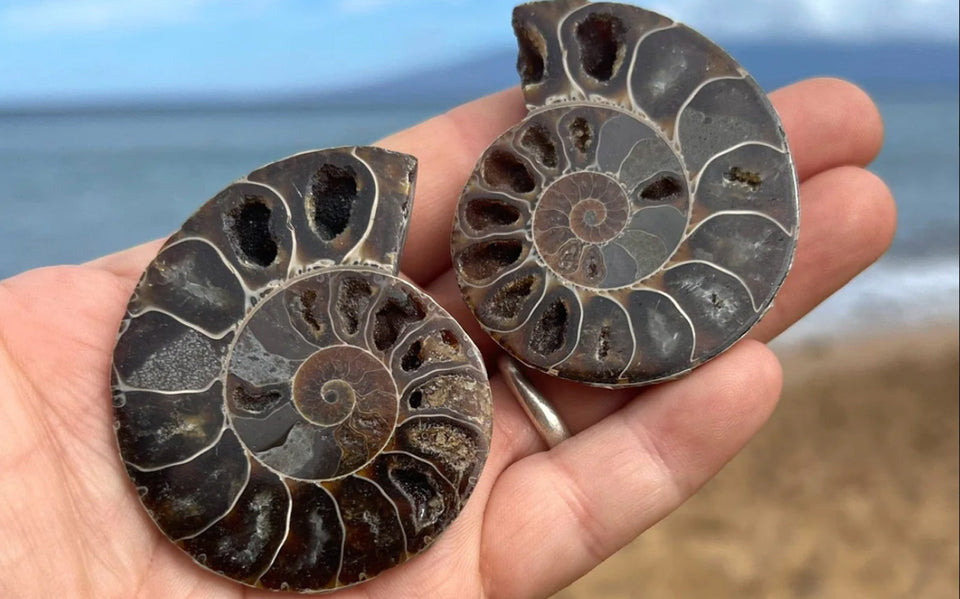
[112,147,493,591]
[451,0,799,387]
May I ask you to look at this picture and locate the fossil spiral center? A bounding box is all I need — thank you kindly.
[292,348,380,426]
[535,171,630,251]
[522,108,692,290]
[225,273,399,480]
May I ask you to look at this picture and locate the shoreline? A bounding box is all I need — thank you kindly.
[773,318,959,376]
[770,255,960,350]
[559,321,959,598]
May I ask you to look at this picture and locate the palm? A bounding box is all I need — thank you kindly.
[0,78,892,599]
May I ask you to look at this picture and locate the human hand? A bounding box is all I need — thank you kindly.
[0,77,893,598]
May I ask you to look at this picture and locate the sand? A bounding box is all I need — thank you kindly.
[556,323,959,599]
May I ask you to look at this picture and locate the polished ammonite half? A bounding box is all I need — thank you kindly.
[112,147,493,591]
[451,0,799,387]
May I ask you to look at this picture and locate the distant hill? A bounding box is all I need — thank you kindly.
[1,41,955,115]
[728,41,960,93]
[314,41,959,107]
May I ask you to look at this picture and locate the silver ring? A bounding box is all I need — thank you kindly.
[497,356,571,448]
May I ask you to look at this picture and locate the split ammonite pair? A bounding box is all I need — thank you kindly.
[111,0,799,592]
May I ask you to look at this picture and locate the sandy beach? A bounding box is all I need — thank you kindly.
[557,323,959,599]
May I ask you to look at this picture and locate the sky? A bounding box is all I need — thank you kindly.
[0,0,957,105]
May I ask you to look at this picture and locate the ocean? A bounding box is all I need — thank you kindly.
[0,92,957,344]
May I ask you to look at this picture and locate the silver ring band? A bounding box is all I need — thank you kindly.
[498,356,571,448]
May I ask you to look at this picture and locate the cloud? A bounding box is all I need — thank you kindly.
[0,0,270,36]
[647,0,959,41]
[334,0,958,41]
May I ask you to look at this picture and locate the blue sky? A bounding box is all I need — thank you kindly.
[0,0,957,105]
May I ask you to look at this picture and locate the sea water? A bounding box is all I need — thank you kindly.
[0,93,956,343]
[774,93,959,344]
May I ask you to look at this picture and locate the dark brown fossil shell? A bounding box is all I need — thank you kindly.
[112,147,493,591]
[451,0,799,387]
